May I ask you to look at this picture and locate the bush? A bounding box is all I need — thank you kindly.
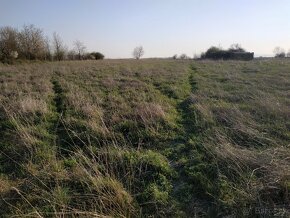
[90,52,105,60]
[275,52,286,58]
[204,46,227,60]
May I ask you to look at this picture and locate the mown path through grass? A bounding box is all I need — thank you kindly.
[176,66,199,140]
[50,74,72,155]
[163,65,220,216]
[162,65,202,214]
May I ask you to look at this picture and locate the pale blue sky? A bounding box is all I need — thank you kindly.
[1,0,290,58]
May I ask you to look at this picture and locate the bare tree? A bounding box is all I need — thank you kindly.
[18,24,46,60]
[179,53,189,59]
[43,36,52,61]
[132,46,144,59]
[273,46,285,58]
[73,40,86,60]
[52,32,66,61]
[287,49,290,58]
[229,43,245,52]
[0,26,19,61]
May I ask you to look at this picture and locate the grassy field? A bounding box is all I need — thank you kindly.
[0,59,289,217]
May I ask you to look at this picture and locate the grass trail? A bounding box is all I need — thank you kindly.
[165,65,213,216]
[51,76,67,152]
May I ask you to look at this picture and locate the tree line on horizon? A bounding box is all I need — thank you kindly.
[1,24,290,63]
[0,24,104,63]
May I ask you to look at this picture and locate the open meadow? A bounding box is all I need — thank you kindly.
[0,59,289,217]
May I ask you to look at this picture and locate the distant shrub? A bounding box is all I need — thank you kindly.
[273,47,286,58]
[90,52,105,60]
[179,53,189,59]
[275,52,286,58]
[287,50,290,57]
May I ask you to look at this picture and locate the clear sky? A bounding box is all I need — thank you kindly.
[1,0,290,58]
